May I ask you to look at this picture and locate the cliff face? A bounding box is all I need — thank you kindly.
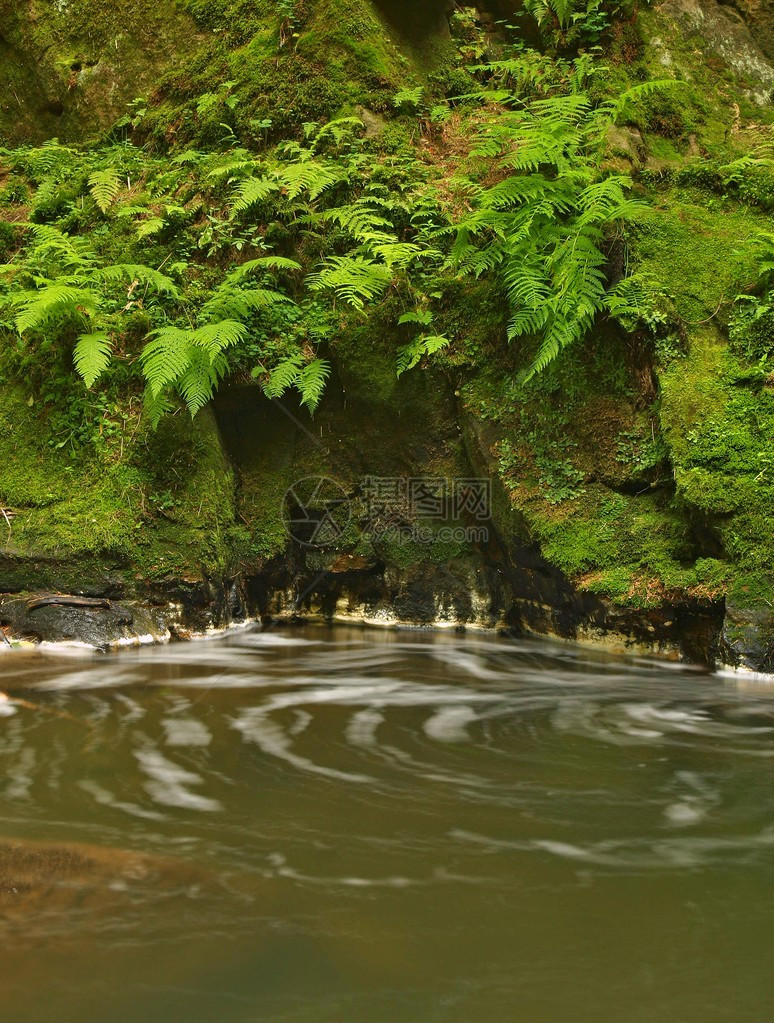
[0,1,772,668]
[0,0,203,144]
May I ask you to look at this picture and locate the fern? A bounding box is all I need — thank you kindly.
[140,319,247,415]
[200,283,295,321]
[88,169,122,214]
[279,160,342,201]
[296,358,331,411]
[225,256,302,284]
[444,59,660,381]
[178,347,229,416]
[394,87,425,110]
[14,285,98,334]
[230,175,281,212]
[263,351,305,398]
[136,217,166,240]
[190,320,248,356]
[140,327,195,397]
[143,384,175,430]
[307,256,392,309]
[73,331,112,388]
[240,255,303,273]
[261,354,330,412]
[94,264,179,296]
[399,309,434,326]
[396,335,450,376]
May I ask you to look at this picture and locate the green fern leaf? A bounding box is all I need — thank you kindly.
[231,176,281,213]
[143,384,175,429]
[296,358,331,412]
[279,161,342,201]
[263,352,304,399]
[225,257,302,284]
[191,320,248,356]
[396,335,449,377]
[136,217,165,239]
[201,286,295,321]
[14,285,97,334]
[73,331,112,388]
[94,264,179,297]
[89,169,122,214]
[178,347,226,417]
[399,310,434,326]
[140,327,194,396]
[307,256,392,310]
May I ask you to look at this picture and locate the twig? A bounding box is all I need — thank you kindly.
[684,297,725,326]
[1,507,15,537]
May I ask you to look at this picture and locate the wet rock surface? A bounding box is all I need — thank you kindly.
[658,0,774,103]
[0,594,169,649]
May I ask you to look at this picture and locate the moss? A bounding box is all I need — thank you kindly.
[631,0,774,161]
[0,0,204,145]
[0,385,236,580]
[630,187,767,322]
[141,0,433,148]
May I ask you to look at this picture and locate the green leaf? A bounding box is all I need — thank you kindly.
[73,331,112,388]
[88,169,121,214]
[296,358,331,412]
[263,352,304,399]
[140,327,194,397]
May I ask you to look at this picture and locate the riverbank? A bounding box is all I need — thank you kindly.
[1,0,772,672]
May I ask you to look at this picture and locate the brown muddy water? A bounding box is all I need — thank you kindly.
[1,625,773,1022]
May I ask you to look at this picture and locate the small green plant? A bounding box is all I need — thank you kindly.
[441,54,672,381]
[730,233,774,364]
[523,0,645,48]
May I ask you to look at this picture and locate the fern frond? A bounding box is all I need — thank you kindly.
[15,285,97,333]
[191,320,248,356]
[606,80,685,123]
[310,116,364,149]
[396,335,449,377]
[278,161,342,201]
[143,384,175,429]
[88,169,122,214]
[398,309,434,326]
[230,175,281,213]
[315,205,393,242]
[369,242,425,270]
[307,256,392,309]
[178,347,226,417]
[296,358,331,412]
[201,286,295,321]
[73,331,112,388]
[94,264,179,296]
[521,315,579,382]
[140,327,194,396]
[23,223,95,268]
[225,256,302,284]
[136,217,165,239]
[263,351,304,398]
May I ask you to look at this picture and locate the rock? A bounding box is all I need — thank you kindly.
[722,601,774,672]
[722,0,774,63]
[0,594,169,650]
[660,0,774,104]
[0,836,215,927]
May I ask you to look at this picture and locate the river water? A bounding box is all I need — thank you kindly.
[1,625,773,1022]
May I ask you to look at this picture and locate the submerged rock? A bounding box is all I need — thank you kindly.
[0,594,169,650]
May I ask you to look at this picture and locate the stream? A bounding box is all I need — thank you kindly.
[1,625,773,1022]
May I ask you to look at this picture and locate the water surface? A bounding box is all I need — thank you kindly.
[1,626,773,1022]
